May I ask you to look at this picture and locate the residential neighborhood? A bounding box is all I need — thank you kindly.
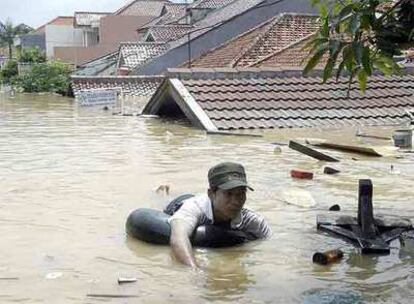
[1,0,414,303]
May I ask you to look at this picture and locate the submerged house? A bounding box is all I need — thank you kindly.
[143,67,414,130]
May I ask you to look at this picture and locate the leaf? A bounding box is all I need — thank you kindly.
[303,45,328,76]
[337,4,354,22]
[336,58,347,81]
[358,69,368,93]
[323,58,335,82]
[354,42,363,64]
[321,16,330,37]
[348,13,361,35]
[361,46,372,76]
[301,36,327,52]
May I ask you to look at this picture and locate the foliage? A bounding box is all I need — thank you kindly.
[303,0,414,92]
[18,47,46,63]
[0,59,18,84]
[17,61,73,95]
[0,19,32,59]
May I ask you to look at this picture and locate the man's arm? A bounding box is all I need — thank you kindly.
[170,219,197,268]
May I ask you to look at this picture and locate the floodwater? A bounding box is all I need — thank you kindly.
[1,93,414,304]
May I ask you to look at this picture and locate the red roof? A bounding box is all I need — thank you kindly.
[190,13,319,68]
[36,16,74,32]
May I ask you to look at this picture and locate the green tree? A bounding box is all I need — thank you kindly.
[18,47,46,63]
[0,60,18,84]
[0,19,32,59]
[18,61,72,95]
[303,0,414,91]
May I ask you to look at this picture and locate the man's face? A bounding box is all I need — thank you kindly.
[210,186,247,221]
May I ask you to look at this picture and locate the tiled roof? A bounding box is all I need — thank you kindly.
[192,0,236,9]
[190,13,319,68]
[170,0,265,49]
[74,12,110,27]
[36,16,75,32]
[71,75,163,97]
[146,25,193,42]
[189,16,273,68]
[118,42,169,69]
[253,34,315,67]
[73,52,118,76]
[234,14,319,67]
[115,0,168,17]
[71,75,164,113]
[143,3,187,27]
[143,68,414,130]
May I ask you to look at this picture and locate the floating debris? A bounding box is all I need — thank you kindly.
[281,189,316,208]
[118,277,137,284]
[87,294,139,298]
[155,185,170,196]
[329,204,341,211]
[289,141,339,162]
[323,167,340,175]
[45,272,62,280]
[306,139,383,157]
[312,249,344,265]
[291,169,313,180]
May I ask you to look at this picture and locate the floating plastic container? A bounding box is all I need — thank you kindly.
[392,129,412,148]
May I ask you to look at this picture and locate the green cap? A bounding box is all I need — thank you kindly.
[208,162,253,191]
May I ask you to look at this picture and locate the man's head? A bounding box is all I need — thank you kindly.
[207,162,253,221]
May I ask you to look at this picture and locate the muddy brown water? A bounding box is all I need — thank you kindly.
[1,93,414,303]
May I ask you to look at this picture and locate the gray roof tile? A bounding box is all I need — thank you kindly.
[118,42,169,69]
[145,68,414,130]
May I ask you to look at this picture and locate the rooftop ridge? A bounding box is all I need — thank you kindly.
[249,31,317,67]
[167,65,414,80]
[230,13,285,67]
[234,13,319,67]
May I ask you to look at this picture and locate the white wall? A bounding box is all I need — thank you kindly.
[45,25,84,59]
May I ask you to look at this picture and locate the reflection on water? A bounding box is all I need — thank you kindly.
[1,93,414,303]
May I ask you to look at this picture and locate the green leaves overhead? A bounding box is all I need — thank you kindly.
[303,0,413,93]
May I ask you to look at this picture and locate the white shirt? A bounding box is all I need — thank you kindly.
[169,194,272,239]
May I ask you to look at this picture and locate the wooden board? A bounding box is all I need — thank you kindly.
[288,141,340,162]
[306,140,383,157]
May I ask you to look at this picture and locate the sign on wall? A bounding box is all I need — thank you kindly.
[77,88,119,106]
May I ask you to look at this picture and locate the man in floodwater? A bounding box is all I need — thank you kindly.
[169,162,272,268]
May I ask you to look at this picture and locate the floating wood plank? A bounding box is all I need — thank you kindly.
[288,141,340,162]
[306,140,383,157]
[87,294,139,298]
[356,133,391,140]
[206,130,263,137]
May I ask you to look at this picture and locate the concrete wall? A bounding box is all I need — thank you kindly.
[45,25,84,59]
[54,44,118,66]
[20,33,46,50]
[136,0,318,75]
[99,15,153,45]
[54,15,154,66]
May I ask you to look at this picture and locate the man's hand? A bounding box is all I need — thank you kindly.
[170,219,197,268]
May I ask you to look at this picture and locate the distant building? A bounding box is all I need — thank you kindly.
[55,0,169,66]
[15,16,82,59]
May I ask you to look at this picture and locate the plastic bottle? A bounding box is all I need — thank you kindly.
[312,249,344,265]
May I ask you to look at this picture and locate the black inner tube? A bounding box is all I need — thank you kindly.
[126,195,252,248]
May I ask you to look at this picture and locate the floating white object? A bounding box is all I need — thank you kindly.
[281,188,317,208]
[118,277,137,284]
[45,272,63,280]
